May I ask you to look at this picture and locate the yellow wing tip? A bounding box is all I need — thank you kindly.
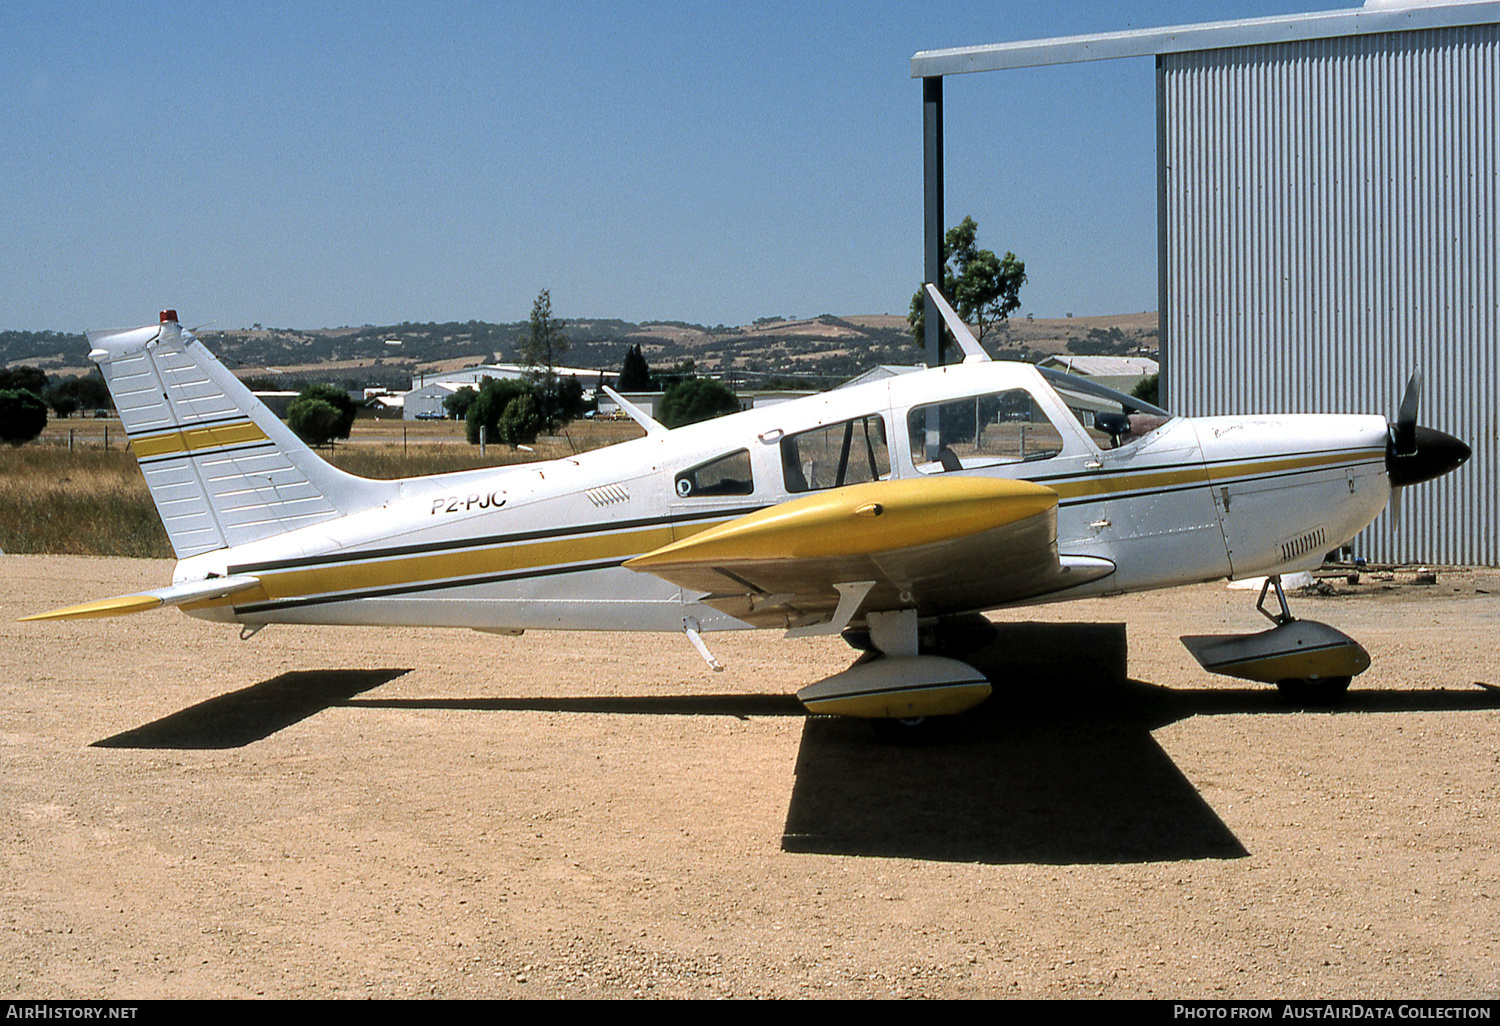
[19,594,164,621]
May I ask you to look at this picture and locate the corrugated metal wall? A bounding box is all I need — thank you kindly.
[1160,24,1498,565]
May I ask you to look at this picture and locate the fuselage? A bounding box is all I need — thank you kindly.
[175,361,1392,633]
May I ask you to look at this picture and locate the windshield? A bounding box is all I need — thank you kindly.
[1037,367,1171,450]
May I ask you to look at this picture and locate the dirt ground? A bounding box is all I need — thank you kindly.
[2,555,1497,999]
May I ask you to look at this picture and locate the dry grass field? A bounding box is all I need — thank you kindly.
[0,417,644,558]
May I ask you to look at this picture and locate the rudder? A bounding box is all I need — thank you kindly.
[89,311,397,558]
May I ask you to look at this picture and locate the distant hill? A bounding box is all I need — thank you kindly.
[0,312,1158,390]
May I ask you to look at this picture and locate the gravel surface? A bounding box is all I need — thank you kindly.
[3,555,1498,999]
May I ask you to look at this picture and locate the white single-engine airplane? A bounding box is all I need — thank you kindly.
[26,290,1470,734]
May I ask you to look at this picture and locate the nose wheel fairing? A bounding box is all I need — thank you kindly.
[1181,575,1370,698]
[1181,619,1370,686]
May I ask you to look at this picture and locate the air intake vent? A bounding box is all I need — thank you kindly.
[586,484,630,507]
[1280,527,1327,564]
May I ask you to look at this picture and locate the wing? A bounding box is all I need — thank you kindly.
[624,476,1114,632]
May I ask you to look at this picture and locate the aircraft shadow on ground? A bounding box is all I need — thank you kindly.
[781,623,1500,865]
[92,669,411,749]
[343,694,807,717]
[780,622,1249,865]
[92,624,1500,866]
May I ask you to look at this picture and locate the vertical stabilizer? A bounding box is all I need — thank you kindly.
[88,312,397,558]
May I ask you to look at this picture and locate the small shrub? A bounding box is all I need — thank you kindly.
[288,384,356,445]
[0,390,48,446]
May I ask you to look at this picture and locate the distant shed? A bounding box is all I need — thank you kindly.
[1037,355,1159,397]
[913,0,1500,564]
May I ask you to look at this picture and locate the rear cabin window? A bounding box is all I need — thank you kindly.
[906,389,1064,473]
[675,449,754,497]
[780,416,891,493]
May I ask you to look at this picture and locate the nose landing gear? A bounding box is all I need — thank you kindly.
[1181,575,1369,704]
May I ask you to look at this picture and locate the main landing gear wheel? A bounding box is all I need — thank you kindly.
[869,715,949,744]
[1275,675,1353,705]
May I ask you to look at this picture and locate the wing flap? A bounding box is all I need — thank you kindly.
[20,574,262,622]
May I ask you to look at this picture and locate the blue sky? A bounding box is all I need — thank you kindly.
[1,1,1353,331]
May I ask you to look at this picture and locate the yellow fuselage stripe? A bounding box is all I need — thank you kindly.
[1048,449,1378,501]
[208,447,1381,610]
[225,523,685,607]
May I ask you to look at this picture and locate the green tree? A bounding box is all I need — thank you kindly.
[496,392,543,446]
[287,399,344,446]
[617,344,653,391]
[465,378,537,445]
[551,376,587,423]
[287,383,356,445]
[443,386,479,421]
[659,378,741,428]
[909,216,1026,359]
[45,391,79,419]
[58,371,111,411]
[0,366,48,396]
[520,289,568,426]
[1131,373,1160,407]
[0,389,48,445]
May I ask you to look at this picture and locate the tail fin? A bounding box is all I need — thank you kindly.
[89,311,398,558]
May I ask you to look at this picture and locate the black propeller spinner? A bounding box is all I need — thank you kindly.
[1385,372,1471,487]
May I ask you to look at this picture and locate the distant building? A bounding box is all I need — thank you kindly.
[1037,355,1158,396]
[403,363,615,420]
[250,391,301,418]
[835,365,926,390]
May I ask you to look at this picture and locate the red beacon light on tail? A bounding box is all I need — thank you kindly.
[160,309,178,324]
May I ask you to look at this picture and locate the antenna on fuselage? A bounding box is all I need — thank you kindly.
[601,386,668,436]
[923,284,991,364]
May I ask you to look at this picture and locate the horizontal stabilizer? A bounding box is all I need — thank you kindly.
[20,575,261,622]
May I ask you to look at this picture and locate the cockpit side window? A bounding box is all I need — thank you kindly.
[780,416,890,493]
[906,389,1064,473]
[675,449,754,498]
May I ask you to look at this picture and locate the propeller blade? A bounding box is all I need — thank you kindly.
[1383,370,1471,490]
[1392,371,1422,456]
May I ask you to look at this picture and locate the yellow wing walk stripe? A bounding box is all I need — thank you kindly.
[128,419,269,460]
[207,446,1384,613]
